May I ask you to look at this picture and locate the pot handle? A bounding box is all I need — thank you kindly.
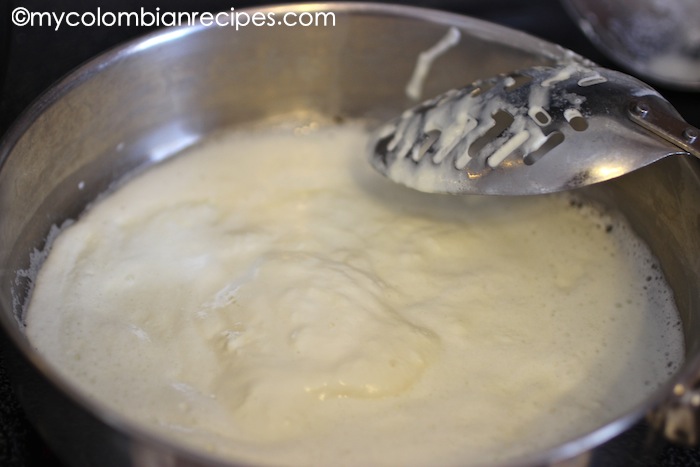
[648,371,700,445]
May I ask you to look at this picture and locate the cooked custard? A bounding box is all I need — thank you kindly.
[25,120,683,466]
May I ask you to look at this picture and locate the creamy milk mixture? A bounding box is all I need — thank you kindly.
[25,120,683,466]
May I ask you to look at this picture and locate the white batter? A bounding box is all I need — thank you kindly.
[25,119,683,466]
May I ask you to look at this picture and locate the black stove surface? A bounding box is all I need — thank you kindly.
[1,1,700,466]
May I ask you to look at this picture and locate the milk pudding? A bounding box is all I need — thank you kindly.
[25,119,683,466]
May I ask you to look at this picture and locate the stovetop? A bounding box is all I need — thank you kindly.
[1,1,700,466]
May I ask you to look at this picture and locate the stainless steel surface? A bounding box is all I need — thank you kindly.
[561,0,700,90]
[629,95,700,156]
[0,2,699,466]
[371,64,700,195]
[648,371,700,445]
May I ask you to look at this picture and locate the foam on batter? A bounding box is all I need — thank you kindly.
[25,119,683,466]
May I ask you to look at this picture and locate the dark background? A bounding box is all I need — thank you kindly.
[1,1,700,466]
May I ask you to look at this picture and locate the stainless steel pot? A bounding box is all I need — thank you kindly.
[0,3,699,466]
[561,0,700,90]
